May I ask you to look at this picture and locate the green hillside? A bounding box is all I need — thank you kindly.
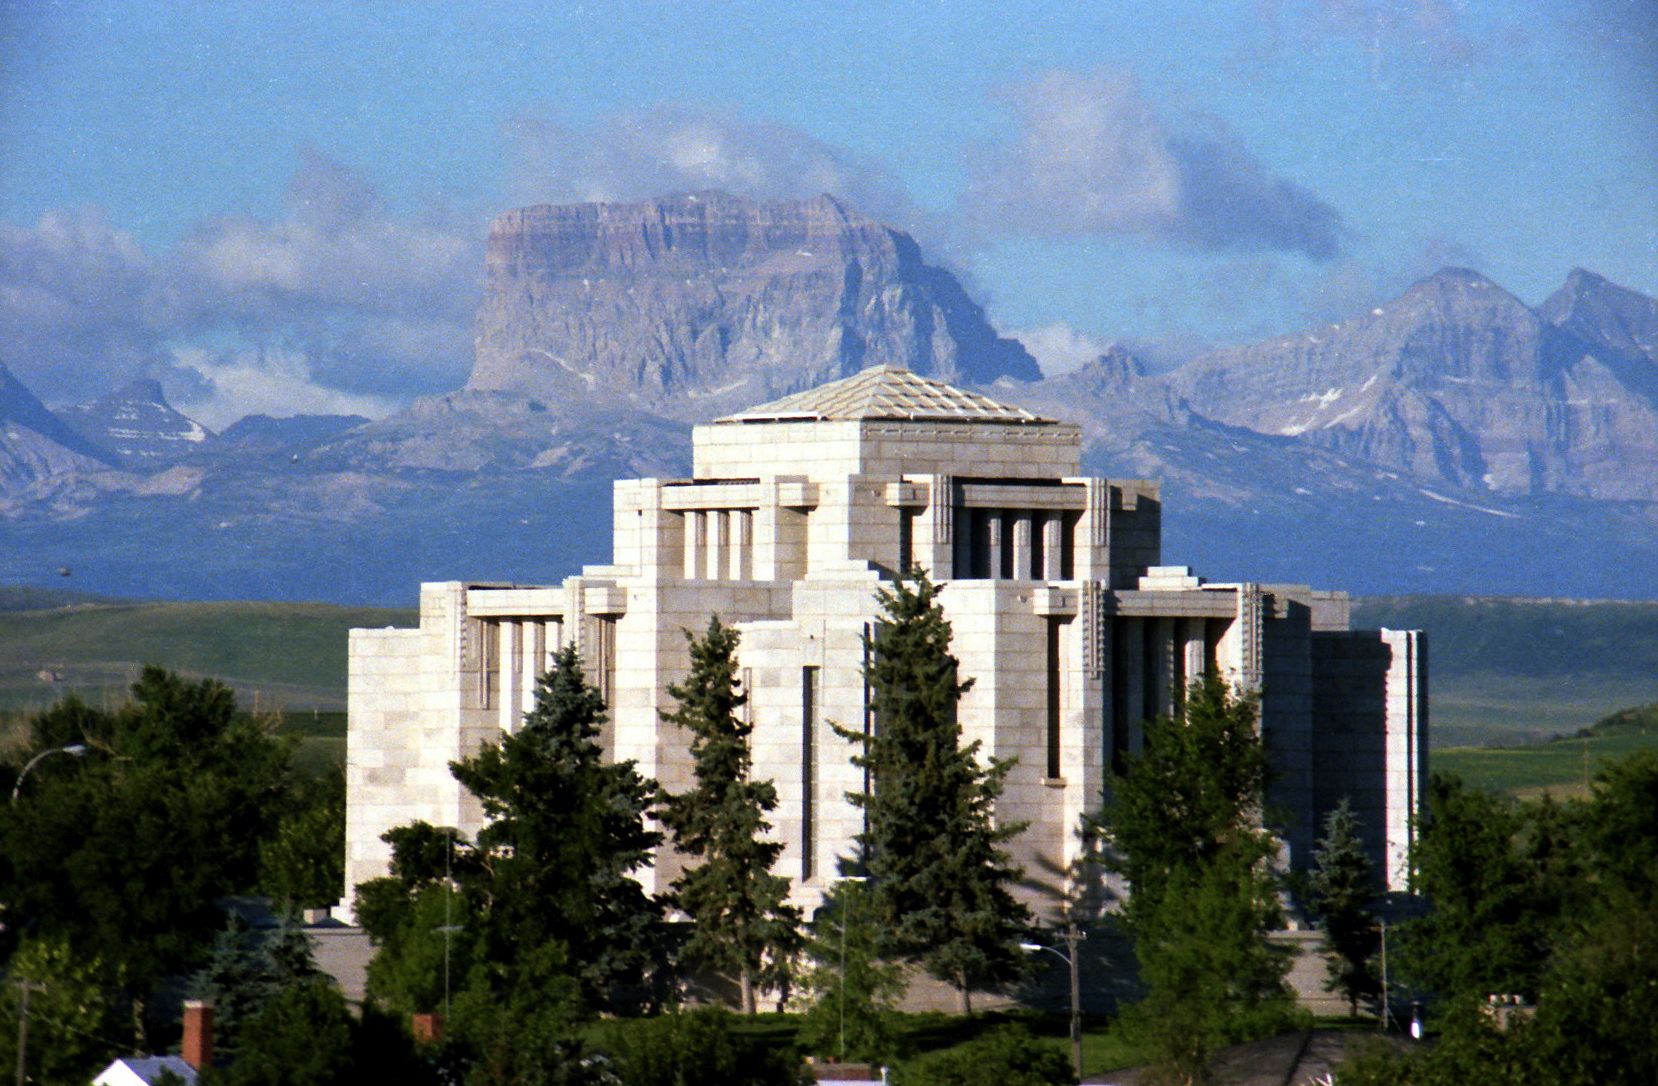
[1433,703,1658,799]
[2,589,1652,755]
[1353,596,1658,746]
[0,588,414,712]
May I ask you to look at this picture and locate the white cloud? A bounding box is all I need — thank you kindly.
[1010,323,1112,377]
[0,151,479,416]
[965,70,1344,260]
[502,104,932,239]
[168,345,403,430]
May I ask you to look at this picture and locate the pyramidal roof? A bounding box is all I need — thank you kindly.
[716,365,1053,425]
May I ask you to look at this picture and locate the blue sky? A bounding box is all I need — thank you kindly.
[2,1,1653,423]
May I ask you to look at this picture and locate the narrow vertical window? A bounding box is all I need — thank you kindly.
[1030,511,1047,581]
[801,665,819,881]
[898,507,915,577]
[1046,618,1062,778]
[1110,617,1130,775]
[479,619,497,709]
[597,617,617,712]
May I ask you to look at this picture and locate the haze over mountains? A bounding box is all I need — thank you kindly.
[3,193,1655,605]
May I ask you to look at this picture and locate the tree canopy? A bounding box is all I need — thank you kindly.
[0,668,292,1005]
[839,569,1032,1013]
[1339,750,1658,1086]
[658,616,801,1013]
[1096,677,1296,1085]
[355,644,668,1040]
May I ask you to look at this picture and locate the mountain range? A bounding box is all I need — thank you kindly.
[3,192,1655,605]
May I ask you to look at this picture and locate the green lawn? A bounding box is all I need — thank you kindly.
[701,1009,1141,1078]
[1431,705,1658,798]
[0,596,414,712]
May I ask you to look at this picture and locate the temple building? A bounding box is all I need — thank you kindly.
[341,365,1427,919]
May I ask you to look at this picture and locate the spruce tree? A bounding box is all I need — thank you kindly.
[659,616,802,1013]
[838,568,1032,1014]
[1309,797,1381,1016]
[448,644,667,1014]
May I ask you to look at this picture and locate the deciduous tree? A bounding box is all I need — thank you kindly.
[0,668,291,1036]
[1096,678,1296,1085]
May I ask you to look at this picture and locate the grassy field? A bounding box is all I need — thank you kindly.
[1353,596,1658,746]
[1432,703,1658,799]
[0,588,413,713]
[675,1009,1141,1078]
[2,588,1653,766]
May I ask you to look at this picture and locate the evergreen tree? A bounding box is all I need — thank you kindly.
[187,911,320,1062]
[450,644,666,1013]
[1308,797,1381,1016]
[1097,678,1296,1085]
[356,647,666,1023]
[659,617,802,1013]
[837,569,1032,1013]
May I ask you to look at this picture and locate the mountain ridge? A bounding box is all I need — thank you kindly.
[2,193,1655,604]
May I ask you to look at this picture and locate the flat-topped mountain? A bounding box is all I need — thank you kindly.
[469,192,1039,417]
[3,189,1657,604]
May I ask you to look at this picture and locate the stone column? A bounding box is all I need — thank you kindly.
[1182,619,1208,686]
[986,511,1004,580]
[1043,512,1063,580]
[706,510,725,581]
[1013,512,1033,580]
[729,509,751,580]
[1151,617,1176,718]
[543,619,563,669]
[498,620,520,733]
[683,511,702,581]
[520,620,541,716]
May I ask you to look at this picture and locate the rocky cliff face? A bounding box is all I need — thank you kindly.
[1,363,115,494]
[1165,268,1658,500]
[469,192,1039,418]
[54,378,212,467]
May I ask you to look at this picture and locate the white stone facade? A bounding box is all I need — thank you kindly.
[341,366,1427,919]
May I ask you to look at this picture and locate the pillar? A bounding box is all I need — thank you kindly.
[1013,512,1033,580]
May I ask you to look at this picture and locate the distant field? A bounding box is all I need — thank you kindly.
[1432,704,1658,799]
[2,589,1652,757]
[0,588,414,713]
[1353,596,1658,747]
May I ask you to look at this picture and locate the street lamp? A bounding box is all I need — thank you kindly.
[10,744,89,805]
[834,875,867,1061]
[1020,922,1085,1080]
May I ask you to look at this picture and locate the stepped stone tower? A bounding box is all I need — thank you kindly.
[342,364,1426,918]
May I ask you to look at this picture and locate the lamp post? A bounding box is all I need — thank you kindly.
[835,875,867,1061]
[10,744,88,805]
[1020,922,1085,1080]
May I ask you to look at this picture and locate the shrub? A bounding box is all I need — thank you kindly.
[892,1024,1076,1086]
